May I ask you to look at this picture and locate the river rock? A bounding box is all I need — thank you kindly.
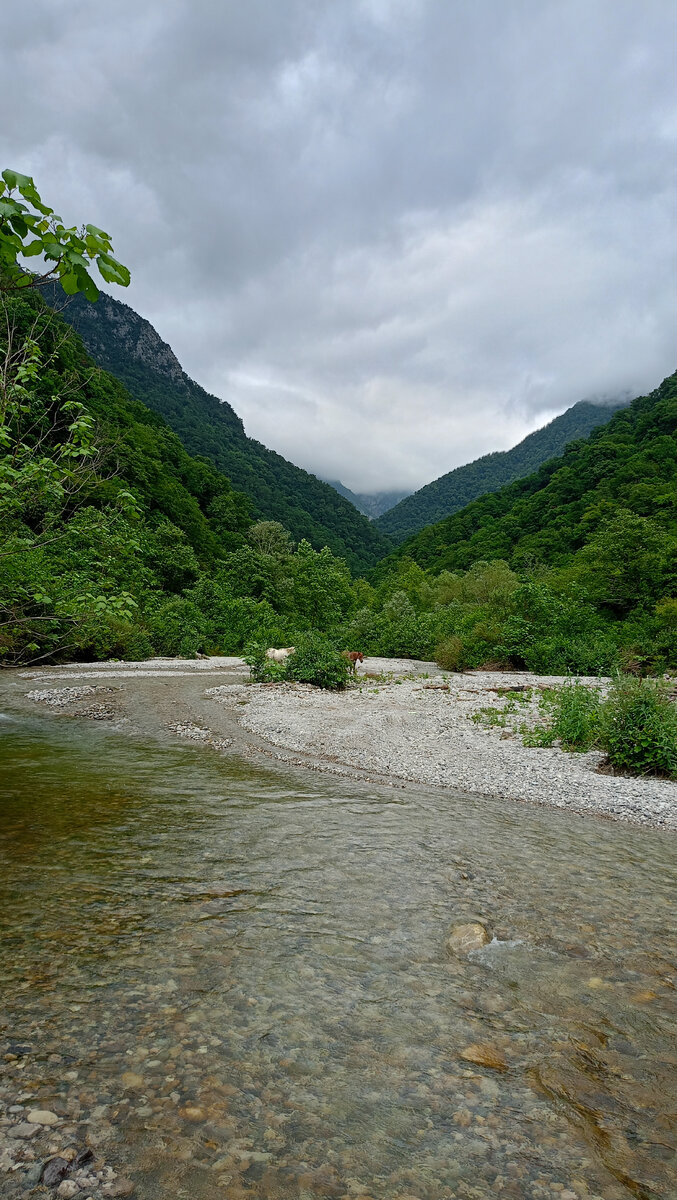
[57,1181,80,1199]
[42,1157,71,1186]
[102,1178,136,1197]
[27,1108,60,1124]
[459,1043,508,1071]
[9,1121,39,1139]
[179,1105,204,1121]
[120,1072,144,1089]
[445,922,490,955]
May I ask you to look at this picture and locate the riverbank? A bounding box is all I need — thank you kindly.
[3,656,676,831]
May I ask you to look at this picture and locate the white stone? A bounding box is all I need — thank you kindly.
[57,1182,80,1198]
[27,1109,59,1125]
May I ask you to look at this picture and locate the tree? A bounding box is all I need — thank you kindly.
[291,540,355,627]
[248,519,293,557]
[0,169,133,538]
[572,509,674,614]
[0,169,130,299]
[0,171,134,663]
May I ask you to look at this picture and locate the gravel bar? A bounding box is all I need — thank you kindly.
[225,663,677,831]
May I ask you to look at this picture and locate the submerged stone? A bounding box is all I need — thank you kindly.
[102,1179,136,1197]
[460,1043,508,1072]
[120,1071,145,1089]
[57,1182,80,1199]
[445,922,490,955]
[9,1122,39,1139]
[73,1146,94,1168]
[42,1157,71,1187]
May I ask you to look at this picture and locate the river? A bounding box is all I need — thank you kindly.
[0,712,675,1199]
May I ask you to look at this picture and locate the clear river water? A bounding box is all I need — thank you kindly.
[0,712,675,1200]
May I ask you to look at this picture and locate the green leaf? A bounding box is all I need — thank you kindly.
[60,271,80,295]
[22,239,44,257]
[85,223,111,240]
[75,268,99,302]
[64,249,91,271]
[42,240,64,261]
[96,254,131,286]
[3,169,32,191]
[9,214,28,238]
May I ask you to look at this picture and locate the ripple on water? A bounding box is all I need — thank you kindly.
[0,715,675,1200]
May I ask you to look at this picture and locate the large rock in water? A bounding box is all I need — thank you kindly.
[446,922,490,956]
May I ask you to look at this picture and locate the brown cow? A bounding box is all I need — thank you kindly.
[342,650,364,676]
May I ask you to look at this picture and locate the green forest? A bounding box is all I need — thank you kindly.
[376,398,627,541]
[2,170,677,686]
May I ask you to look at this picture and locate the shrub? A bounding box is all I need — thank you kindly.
[599,676,677,778]
[150,598,207,657]
[284,632,349,689]
[617,645,653,677]
[655,597,677,629]
[435,636,465,672]
[71,616,156,663]
[530,682,602,751]
[343,606,383,653]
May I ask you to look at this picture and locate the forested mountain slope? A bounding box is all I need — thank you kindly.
[376,399,627,541]
[52,290,392,571]
[325,479,410,518]
[16,293,253,555]
[373,371,677,577]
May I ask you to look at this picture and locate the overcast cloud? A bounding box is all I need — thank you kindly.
[3,1,677,491]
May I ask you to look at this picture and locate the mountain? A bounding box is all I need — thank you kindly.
[372,370,677,578]
[29,291,252,563]
[49,290,392,572]
[375,399,628,542]
[325,480,410,519]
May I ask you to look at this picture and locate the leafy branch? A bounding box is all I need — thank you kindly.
[0,168,130,300]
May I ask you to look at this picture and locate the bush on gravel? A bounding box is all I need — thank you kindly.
[599,676,677,778]
[284,632,349,690]
[435,636,465,672]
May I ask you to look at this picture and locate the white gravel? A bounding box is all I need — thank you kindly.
[20,656,247,681]
[26,685,100,706]
[225,664,677,831]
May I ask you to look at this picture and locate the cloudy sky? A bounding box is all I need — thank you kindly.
[4,1,677,492]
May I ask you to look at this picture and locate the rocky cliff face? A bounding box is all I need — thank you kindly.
[62,291,185,383]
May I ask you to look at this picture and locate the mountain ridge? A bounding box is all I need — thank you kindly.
[376,398,629,542]
[372,369,677,580]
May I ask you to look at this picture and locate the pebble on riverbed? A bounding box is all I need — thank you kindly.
[168,721,232,750]
[446,923,491,956]
[0,1089,135,1200]
[26,686,118,707]
[25,686,121,722]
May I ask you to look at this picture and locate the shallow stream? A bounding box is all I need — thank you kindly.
[0,713,675,1199]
